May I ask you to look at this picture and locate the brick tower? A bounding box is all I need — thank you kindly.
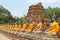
[25,2,46,24]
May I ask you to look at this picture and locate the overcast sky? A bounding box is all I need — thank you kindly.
[0,0,60,18]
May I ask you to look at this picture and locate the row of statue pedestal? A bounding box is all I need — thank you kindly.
[0,21,60,35]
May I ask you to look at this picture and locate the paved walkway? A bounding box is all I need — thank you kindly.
[0,34,11,40]
[0,30,21,40]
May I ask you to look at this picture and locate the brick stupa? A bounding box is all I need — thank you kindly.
[25,2,46,24]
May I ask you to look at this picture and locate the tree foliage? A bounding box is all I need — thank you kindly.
[45,7,60,19]
[0,5,14,24]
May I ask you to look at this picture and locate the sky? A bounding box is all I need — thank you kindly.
[0,0,60,18]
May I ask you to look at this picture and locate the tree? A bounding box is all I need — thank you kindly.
[45,7,60,19]
[19,17,23,24]
[53,7,60,19]
[45,7,53,18]
[0,14,5,24]
[0,5,14,24]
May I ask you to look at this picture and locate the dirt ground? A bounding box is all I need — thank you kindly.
[0,34,10,40]
[0,30,26,40]
[0,30,60,40]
